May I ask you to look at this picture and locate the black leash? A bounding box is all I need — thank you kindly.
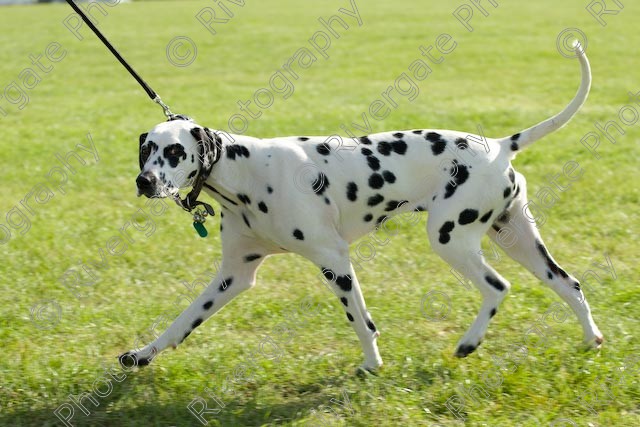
[64,0,174,117]
[64,0,217,236]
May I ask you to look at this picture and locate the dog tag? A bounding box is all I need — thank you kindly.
[193,221,208,238]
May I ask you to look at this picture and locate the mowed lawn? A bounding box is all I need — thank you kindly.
[1,0,638,426]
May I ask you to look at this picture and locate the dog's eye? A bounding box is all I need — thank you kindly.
[139,146,152,170]
[141,145,151,161]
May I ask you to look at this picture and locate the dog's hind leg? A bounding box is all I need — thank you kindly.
[487,173,603,348]
[119,213,275,368]
[427,209,510,357]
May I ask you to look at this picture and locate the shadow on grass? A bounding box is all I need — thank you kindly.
[2,373,343,427]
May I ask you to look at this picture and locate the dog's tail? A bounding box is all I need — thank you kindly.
[498,41,591,155]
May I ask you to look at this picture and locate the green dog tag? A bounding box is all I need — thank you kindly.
[193,221,208,238]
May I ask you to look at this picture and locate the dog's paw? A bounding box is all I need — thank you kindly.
[356,364,381,378]
[356,358,383,377]
[118,350,154,369]
[454,343,479,358]
[582,334,604,351]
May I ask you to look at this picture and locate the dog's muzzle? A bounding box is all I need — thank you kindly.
[136,172,159,197]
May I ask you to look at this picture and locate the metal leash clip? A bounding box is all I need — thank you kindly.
[192,209,209,238]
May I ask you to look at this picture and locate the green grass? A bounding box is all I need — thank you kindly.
[1,0,638,426]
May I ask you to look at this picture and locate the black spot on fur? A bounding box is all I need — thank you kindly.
[490,308,497,318]
[510,134,520,151]
[458,209,479,225]
[455,138,469,150]
[226,144,250,160]
[492,224,501,233]
[311,173,330,195]
[237,193,251,205]
[366,320,377,331]
[426,132,447,155]
[393,132,404,138]
[376,215,387,225]
[299,137,309,141]
[188,170,197,179]
[192,318,203,329]
[536,240,569,279]
[572,281,581,291]
[392,140,407,155]
[293,229,305,240]
[367,155,381,171]
[340,297,348,307]
[244,254,262,262]
[377,141,392,156]
[316,143,331,155]
[363,213,373,222]
[359,136,372,145]
[382,170,396,183]
[203,300,214,310]
[218,277,234,292]
[444,161,470,199]
[164,144,187,167]
[547,271,553,280]
[322,268,353,291]
[267,186,273,194]
[180,331,191,344]
[346,182,358,201]
[508,168,515,183]
[321,268,334,282]
[497,211,510,223]
[361,147,373,156]
[336,275,352,291]
[503,187,512,198]
[346,312,354,322]
[514,185,521,197]
[369,173,385,189]
[438,221,455,244]
[242,213,251,228]
[412,130,423,134]
[480,210,493,223]
[367,194,384,206]
[385,200,408,212]
[485,275,506,291]
[258,201,268,213]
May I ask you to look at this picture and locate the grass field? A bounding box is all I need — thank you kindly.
[1,0,638,426]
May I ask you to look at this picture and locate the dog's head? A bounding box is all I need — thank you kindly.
[136,119,219,198]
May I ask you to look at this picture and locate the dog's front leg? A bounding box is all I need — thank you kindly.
[119,221,272,368]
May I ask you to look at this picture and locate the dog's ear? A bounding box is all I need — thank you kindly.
[138,132,148,170]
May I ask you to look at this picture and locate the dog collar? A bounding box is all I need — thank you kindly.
[166,115,222,237]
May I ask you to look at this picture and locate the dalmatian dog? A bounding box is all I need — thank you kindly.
[120,44,603,372]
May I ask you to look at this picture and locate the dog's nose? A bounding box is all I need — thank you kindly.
[136,173,157,196]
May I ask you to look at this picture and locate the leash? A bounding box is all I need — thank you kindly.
[65,0,216,237]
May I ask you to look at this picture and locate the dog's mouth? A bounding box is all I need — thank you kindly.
[136,174,179,198]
